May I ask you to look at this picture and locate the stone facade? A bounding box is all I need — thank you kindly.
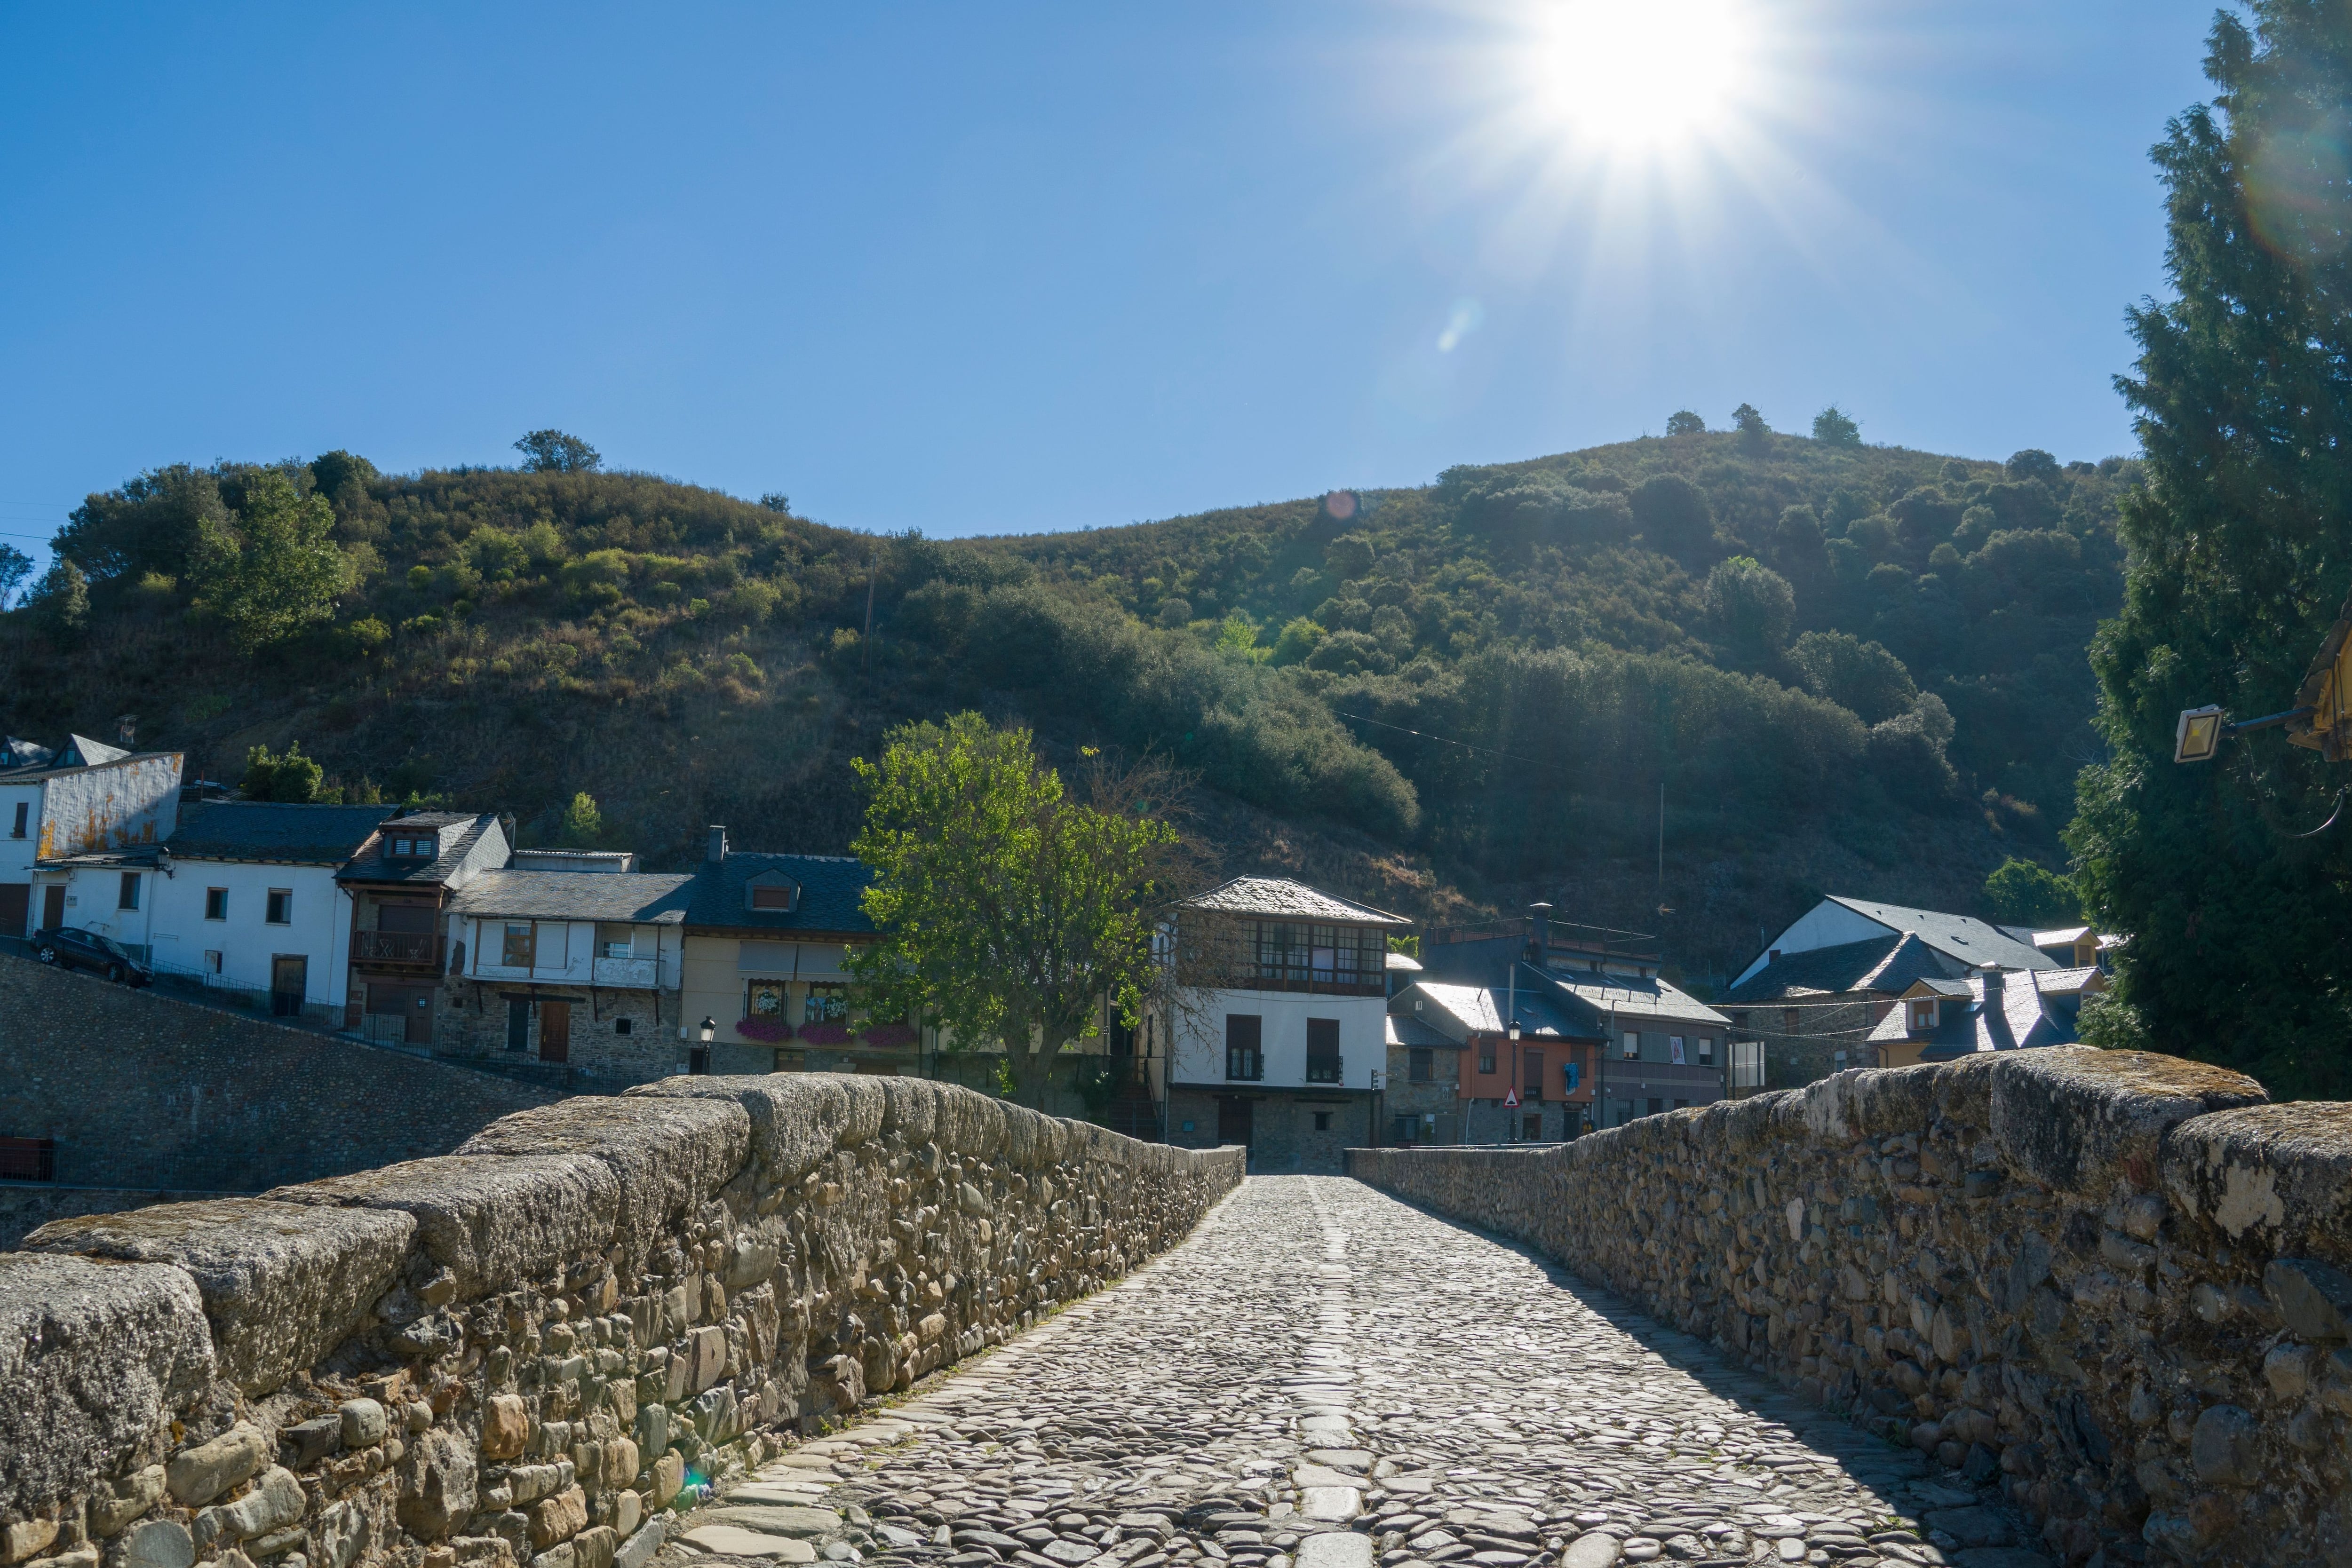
[0,956,557,1192]
[1165,1086,1371,1172]
[1347,1045,2352,1567]
[0,1073,1244,1568]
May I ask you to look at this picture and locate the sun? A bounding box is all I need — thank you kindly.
[1518,0,1756,153]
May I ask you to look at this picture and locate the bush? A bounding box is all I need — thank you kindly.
[1985,855,2078,927]
[1704,556,1794,660]
[1630,473,1715,558]
[242,743,324,803]
[1812,405,1862,446]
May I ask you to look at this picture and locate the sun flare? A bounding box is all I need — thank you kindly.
[1520,0,1755,153]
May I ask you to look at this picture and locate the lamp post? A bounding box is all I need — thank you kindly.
[691,1016,715,1077]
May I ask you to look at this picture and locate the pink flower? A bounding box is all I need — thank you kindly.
[735,1017,793,1043]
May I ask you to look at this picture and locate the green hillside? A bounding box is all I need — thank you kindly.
[0,424,2130,984]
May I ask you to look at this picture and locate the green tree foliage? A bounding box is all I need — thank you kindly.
[28,559,89,641]
[1704,556,1795,663]
[2067,3,2352,1097]
[242,743,324,803]
[1630,473,1716,559]
[0,545,31,610]
[514,430,601,474]
[846,714,1176,1107]
[1732,402,1770,451]
[557,792,607,846]
[1788,632,1918,724]
[1812,406,1862,447]
[187,470,356,653]
[54,464,230,582]
[1666,410,1706,437]
[1984,856,2078,927]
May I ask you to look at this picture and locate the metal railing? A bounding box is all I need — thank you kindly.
[1305,1054,1344,1084]
[1224,1050,1263,1081]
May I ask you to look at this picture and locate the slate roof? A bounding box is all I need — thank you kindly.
[1720,935,1907,1005]
[1180,876,1410,926]
[1821,895,2057,973]
[167,802,395,864]
[1542,966,1731,1028]
[684,853,877,934]
[450,869,696,924]
[338,812,501,885]
[1385,1012,1456,1050]
[1396,981,1582,1039]
[1867,969,2093,1058]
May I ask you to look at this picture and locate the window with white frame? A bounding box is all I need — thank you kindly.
[501,923,535,968]
[1621,1030,1640,1060]
[266,889,292,925]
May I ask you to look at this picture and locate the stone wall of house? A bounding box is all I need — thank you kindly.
[0,957,559,1192]
[1346,1045,2352,1567]
[0,1073,1245,1568]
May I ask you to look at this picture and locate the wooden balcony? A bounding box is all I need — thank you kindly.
[352,931,444,971]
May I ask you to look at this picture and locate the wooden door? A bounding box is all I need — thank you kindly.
[506,998,532,1052]
[270,956,307,1017]
[1216,1095,1253,1147]
[404,986,433,1044]
[0,884,25,936]
[41,885,64,930]
[539,999,571,1062]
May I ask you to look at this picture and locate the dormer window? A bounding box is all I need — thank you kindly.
[387,834,436,860]
[1909,998,1939,1033]
[746,874,799,913]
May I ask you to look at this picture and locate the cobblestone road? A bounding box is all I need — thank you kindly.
[667,1177,2047,1568]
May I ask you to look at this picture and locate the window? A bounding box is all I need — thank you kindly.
[1478,1043,1496,1074]
[387,835,434,859]
[501,923,536,968]
[1673,1098,1689,1110]
[1524,1115,1542,1141]
[1391,1113,1417,1144]
[1909,999,1938,1031]
[378,903,436,934]
[1408,1046,1432,1083]
[746,979,787,1019]
[204,950,222,974]
[747,879,797,911]
[804,983,850,1023]
[1646,1097,1664,1117]
[1312,1112,1332,1132]
[1306,1017,1340,1083]
[1782,1007,1800,1031]
[9,802,24,838]
[1245,920,1383,991]
[1621,1031,1640,1060]
[1524,1049,1544,1102]
[1669,1035,1686,1065]
[266,889,292,926]
[118,873,140,911]
[1225,1014,1263,1081]
[614,1017,633,1036]
[1697,1037,1715,1066]
[597,923,636,959]
[204,888,228,921]
[1834,1049,1849,1071]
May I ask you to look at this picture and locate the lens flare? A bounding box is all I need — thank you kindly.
[1520,0,1755,152]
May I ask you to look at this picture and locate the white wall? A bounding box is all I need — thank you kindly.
[1731,899,1894,986]
[464,917,680,990]
[32,864,155,954]
[1170,987,1388,1091]
[0,781,40,884]
[37,756,183,860]
[148,862,352,1006]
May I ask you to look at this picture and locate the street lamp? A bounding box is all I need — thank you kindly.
[699,1016,717,1044]
[689,1016,716,1077]
[2177,596,2352,764]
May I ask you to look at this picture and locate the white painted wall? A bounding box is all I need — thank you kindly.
[31,864,154,953]
[0,780,40,884]
[1169,987,1388,1091]
[148,861,352,1006]
[36,756,183,860]
[463,916,680,990]
[1731,899,1895,986]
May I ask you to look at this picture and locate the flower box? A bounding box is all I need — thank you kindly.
[735,1017,793,1044]
[797,1022,855,1045]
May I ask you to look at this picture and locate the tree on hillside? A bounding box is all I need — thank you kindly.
[27,559,88,641]
[515,430,602,474]
[1704,556,1795,664]
[1733,402,1770,450]
[0,545,31,610]
[1985,856,2078,927]
[1630,473,1715,559]
[2067,2,2352,1097]
[187,470,355,654]
[1788,631,1917,724]
[53,464,230,582]
[558,792,607,846]
[1812,406,1862,447]
[1665,409,1707,437]
[846,714,1178,1108]
[242,743,323,803]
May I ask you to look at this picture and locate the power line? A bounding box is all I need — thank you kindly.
[1332,710,1548,766]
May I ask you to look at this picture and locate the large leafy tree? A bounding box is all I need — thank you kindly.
[846,713,1178,1107]
[187,470,355,653]
[2067,2,2352,1097]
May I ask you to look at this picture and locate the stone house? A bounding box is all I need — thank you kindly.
[1867,964,2105,1067]
[435,855,694,1082]
[1722,895,2060,1085]
[1378,1009,1462,1145]
[336,810,509,1044]
[1162,876,1409,1172]
[1389,979,1590,1142]
[3,736,184,940]
[143,801,394,1018]
[1418,908,1731,1131]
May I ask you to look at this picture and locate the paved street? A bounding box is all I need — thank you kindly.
[669,1177,2043,1568]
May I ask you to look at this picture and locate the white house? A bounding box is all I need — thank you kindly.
[1732,894,2057,988]
[3,736,183,939]
[144,802,396,1015]
[1163,875,1410,1170]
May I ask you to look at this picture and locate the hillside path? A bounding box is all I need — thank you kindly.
[667,1176,2046,1568]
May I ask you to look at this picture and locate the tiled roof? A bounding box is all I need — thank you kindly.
[450,869,695,924]
[1398,980,1582,1039]
[167,802,395,864]
[338,813,501,885]
[683,853,877,934]
[1385,1013,1457,1049]
[1180,876,1410,925]
[1867,969,2089,1057]
[1823,895,2058,973]
[1543,967,1731,1028]
[1720,930,1966,1006]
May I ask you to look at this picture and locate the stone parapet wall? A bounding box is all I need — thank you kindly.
[0,1074,1244,1568]
[1346,1046,2352,1568]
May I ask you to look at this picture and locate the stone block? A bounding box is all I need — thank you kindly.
[1988,1046,2264,1198]
[2163,1102,2352,1261]
[266,1155,619,1300]
[168,1423,270,1506]
[455,1097,749,1274]
[194,1465,305,1547]
[340,1399,388,1448]
[116,1521,194,1568]
[23,1197,415,1397]
[526,1489,588,1552]
[482,1394,530,1460]
[2266,1259,2352,1343]
[397,1429,479,1542]
[0,1253,215,1521]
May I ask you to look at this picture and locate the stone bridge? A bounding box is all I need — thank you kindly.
[1,1050,2346,1568]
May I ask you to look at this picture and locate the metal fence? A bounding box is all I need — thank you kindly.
[149,961,335,1028]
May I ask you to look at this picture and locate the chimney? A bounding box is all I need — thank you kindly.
[1984,968,2005,995]
[1767,949,1780,962]
[1529,902,1552,959]
[707,825,729,864]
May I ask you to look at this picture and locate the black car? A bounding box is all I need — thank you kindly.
[29,926,153,986]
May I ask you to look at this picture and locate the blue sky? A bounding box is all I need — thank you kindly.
[0,3,2218,561]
